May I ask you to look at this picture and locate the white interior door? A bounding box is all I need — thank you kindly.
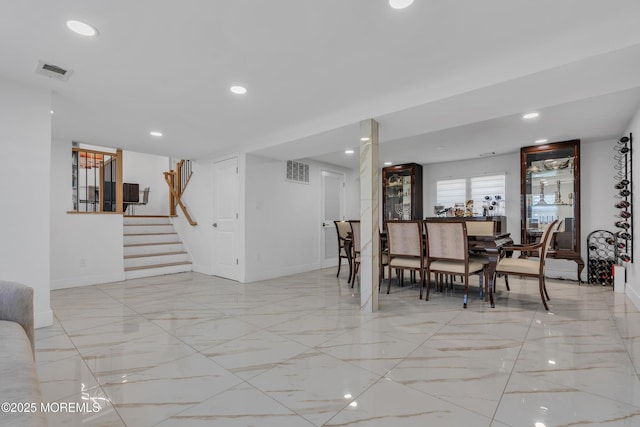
[213,157,240,280]
[321,170,345,268]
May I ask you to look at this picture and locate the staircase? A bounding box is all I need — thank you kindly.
[123,216,192,279]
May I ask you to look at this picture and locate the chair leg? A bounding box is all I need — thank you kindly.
[425,268,431,301]
[387,265,392,295]
[337,257,342,277]
[542,276,550,301]
[504,274,510,291]
[351,263,360,288]
[463,274,469,308]
[539,276,549,310]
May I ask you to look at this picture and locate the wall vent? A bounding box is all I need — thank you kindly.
[35,60,73,81]
[286,160,310,184]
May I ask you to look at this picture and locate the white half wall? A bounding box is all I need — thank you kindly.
[0,77,52,327]
[50,139,125,289]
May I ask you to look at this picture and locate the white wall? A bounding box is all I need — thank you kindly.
[0,77,52,327]
[624,106,640,309]
[244,154,358,282]
[122,150,170,215]
[50,139,125,289]
[171,156,215,276]
[423,152,522,238]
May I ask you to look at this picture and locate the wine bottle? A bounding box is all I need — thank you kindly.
[615,221,631,229]
[616,231,632,240]
[620,253,631,262]
[615,200,631,208]
[615,179,630,189]
[618,210,632,219]
[619,189,631,197]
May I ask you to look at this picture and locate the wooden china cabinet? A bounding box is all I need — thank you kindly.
[521,139,584,281]
[382,163,423,225]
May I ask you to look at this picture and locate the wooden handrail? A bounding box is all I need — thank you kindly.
[164,171,197,226]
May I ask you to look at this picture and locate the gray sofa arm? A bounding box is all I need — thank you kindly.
[0,281,35,355]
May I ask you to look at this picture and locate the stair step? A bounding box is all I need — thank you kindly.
[124,225,175,234]
[124,252,190,268]
[124,243,185,256]
[124,251,187,259]
[125,261,192,272]
[124,233,180,245]
[124,216,171,225]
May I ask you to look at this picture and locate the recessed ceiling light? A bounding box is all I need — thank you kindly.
[523,112,539,119]
[150,131,163,137]
[66,20,98,37]
[389,0,414,9]
[50,110,54,114]
[345,150,355,154]
[535,139,548,144]
[360,137,370,142]
[384,162,393,166]
[230,85,247,95]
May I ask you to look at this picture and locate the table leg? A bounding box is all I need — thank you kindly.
[485,248,499,308]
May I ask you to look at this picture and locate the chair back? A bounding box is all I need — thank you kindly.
[349,220,361,254]
[540,220,559,261]
[386,220,423,257]
[424,221,468,262]
[141,187,150,204]
[465,220,495,237]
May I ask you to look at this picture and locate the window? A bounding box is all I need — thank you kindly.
[436,179,466,207]
[71,145,122,213]
[436,174,505,214]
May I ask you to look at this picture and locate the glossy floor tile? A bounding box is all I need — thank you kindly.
[34,270,640,426]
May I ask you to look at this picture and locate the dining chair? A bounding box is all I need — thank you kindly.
[385,220,426,297]
[424,220,485,308]
[334,220,352,279]
[378,228,389,292]
[127,186,150,214]
[348,220,361,287]
[466,220,498,295]
[495,219,558,310]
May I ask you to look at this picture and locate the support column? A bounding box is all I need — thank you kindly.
[359,119,380,312]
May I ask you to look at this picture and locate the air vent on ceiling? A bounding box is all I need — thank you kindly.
[286,160,310,184]
[35,60,73,81]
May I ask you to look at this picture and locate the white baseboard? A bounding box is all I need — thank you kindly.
[51,272,125,290]
[626,283,640,312]
[35,309,53,328]
[192,263,214,276]
[244,262,322,283]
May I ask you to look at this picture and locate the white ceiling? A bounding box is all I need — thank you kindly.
[2,1,640,166]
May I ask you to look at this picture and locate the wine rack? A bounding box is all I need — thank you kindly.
[587,230,615,286]
[614,134,633,264]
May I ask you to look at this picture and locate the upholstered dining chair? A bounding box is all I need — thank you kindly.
[424,220,485,308]
[385,220,426,297]
[495,219,558,310]
[334,220,352,279]
[348,220,361,286]
[466,220,498,294]
[378,227,389,292]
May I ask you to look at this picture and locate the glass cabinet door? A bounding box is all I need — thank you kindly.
[521,140,584,279]
[382,163,423,223]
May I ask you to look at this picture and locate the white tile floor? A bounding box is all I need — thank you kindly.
[35,269,640,426]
